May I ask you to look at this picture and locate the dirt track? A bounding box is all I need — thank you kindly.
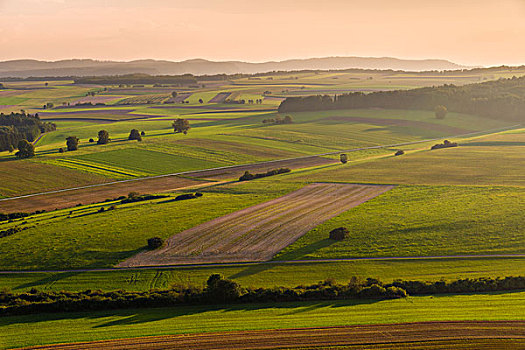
[119,183,392,267]
[0,156,336,213]
[19,321,525,350]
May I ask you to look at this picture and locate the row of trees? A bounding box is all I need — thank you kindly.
[4,274,525,316]
[278,76,525,123]
[63,129,146,152]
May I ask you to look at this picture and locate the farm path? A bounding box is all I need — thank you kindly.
[118,183,393,267]
[17,321,525,350]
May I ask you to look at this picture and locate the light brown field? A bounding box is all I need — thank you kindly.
[0,156,335,213]
[18,321,525,350]
[119,183,393,267]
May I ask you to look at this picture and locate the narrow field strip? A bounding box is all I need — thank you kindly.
[118,183,393,267]
[16,321,525,350]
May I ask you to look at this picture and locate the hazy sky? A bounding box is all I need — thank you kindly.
[1,0,524,66]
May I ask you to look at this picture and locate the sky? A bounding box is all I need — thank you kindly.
[0,0,524,66]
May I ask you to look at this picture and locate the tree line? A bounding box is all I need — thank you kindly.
[278,76,525,123]
[74,73,198,85]
[0,112,56,152]
[3,274,525,316]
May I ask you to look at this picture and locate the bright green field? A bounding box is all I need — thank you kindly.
[1,292,524,349]
[1,258,525,293]
[275,185,525,260]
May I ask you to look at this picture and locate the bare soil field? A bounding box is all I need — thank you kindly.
[0,156,335,213]
[208,92,232,103]
[18,321,525,350]
[326,116,471,135]
[119,183,392,266]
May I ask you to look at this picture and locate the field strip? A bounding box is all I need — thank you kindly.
[2,254,525,274]
[15,321,525,350]
[118,183,394,266]
[0,123,518,204]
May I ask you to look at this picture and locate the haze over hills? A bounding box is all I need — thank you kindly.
[0,57,469,78]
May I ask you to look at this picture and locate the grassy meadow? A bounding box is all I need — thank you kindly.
[2,292,525,349]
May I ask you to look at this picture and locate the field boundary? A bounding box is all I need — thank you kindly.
[2,254,525,274]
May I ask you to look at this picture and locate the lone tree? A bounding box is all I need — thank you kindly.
[171,91,177,98]
[198,98,203,104]
[434,105,448,120]
[66,136,79,151]
[340,153,348,164]
[15,140,35,159]
[172,118,191,134]
[128,129,142,141]
[97,130,110,144]
[395,150,405,156]
[329,227,349,241]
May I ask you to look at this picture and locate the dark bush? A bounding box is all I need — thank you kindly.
[58,148,64,153]
[128,129,142,141]
[395,150,404,156]
[340,153,348,164]
[239,168,291,181]
[431,140,458,150]
[147,237,164,249]
[329,227,349,240]
[89,138,94,143]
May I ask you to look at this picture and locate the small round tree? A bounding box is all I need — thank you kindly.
[434,105,448,120]
[147,237,164,249]
[97,130,110,144]
[15,140,35,159]
[395,150,404,156]
[329,227,349,241]
[128,129,142,141]
[340,153,348,164]
[66,136,79,151]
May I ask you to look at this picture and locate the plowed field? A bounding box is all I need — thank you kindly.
[18,321,525,350]
[119,183,392,266]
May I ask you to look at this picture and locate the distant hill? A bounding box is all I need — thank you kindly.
[0,57,469,78]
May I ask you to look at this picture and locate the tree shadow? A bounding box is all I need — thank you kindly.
[14,271,81,291]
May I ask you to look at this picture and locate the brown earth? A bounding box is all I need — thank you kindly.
[18,321,525,350]
[326,116,471,135]
[0,156,336,213]
[118,183,392,267]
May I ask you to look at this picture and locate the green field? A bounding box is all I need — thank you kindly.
[2,258,525,293]
[2,292,524,349]
[1,70,524,349]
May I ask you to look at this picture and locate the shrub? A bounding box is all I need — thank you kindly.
[89,138,94,143]
[206,274,244,303]
[329,227,349,240]
[58,148,64,153]
[140,131,145,136]
[340,154,348,164]
[395,150,404,156]
[431,140,458,150]
[239,168,291,181]
[147,237,164,249]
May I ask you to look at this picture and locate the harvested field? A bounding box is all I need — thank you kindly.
[184,155,336,181]
[0,156,336,213]
[208,92,231,103]
[18,321,525,350]
[119,183,393,266]
[0,176,206,213]
[172,93,192,103]
[326,116,471,135]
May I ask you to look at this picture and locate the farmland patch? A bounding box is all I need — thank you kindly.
[119,183,393,266]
